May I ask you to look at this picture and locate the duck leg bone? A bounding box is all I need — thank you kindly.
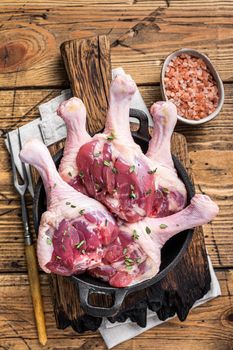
[146,101,177,169]
[104,74,137,143]
[57,97,91,183]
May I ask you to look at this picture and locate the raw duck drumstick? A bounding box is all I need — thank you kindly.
[89,194,219,287]
[57,74,187,223]
[20,139,118,276]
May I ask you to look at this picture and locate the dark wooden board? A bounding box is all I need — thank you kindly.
[30,35,211,331]
[60,35,111,134]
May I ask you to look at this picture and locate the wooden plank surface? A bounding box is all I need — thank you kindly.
[0,0,233,349]
[0,271,232,348]
[1,1,233,87]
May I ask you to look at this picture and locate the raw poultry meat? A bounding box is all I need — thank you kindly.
[89,194,219,287]
[18,138,162,286]
[20,140,218,287]
[19,75,219,288]
[20,139,118,276]
[57,74,187,223]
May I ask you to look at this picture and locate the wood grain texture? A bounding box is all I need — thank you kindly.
[60,35,111,133]
[0,1,233,87]
[0,271,232,348]
[0,0,232,348]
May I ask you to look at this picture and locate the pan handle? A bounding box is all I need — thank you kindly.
[78,282,128,317]
[130,108,151,141]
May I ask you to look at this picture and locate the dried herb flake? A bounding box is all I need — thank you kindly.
[76,240,85,249]
[148,168,157,174]
[129,165,136,173]
[146,188,152,195]
[46,237,52,245]
[125,257,134,266]
[107,132,115,141]
[104,160,111,167]
[123,248,128,255]
[94,151,101,157]
[112,167,118,174]
[129,192,137,200]
[160,224,168,229]
[132,229,139,240]
[95,183,100,190]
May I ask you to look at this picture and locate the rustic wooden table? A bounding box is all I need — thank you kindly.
[0,1,232,349]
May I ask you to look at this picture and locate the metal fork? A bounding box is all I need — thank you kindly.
[7,130,47,346]
[7,130,32,245]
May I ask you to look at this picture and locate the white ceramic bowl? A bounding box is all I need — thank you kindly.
[160,48,224,125]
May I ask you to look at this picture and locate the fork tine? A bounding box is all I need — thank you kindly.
[7,133,20,188]
[18,129,29,187]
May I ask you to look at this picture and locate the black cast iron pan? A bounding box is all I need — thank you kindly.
[33,108,195,318]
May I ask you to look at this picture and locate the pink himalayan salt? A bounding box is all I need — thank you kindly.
[164,54,219,120]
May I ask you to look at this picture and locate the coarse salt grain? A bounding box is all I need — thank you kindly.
[164,54,219,120]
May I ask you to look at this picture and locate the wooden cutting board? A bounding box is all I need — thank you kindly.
[36,35,211,331]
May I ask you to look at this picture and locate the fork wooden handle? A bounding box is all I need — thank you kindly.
[25,244,47,346]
